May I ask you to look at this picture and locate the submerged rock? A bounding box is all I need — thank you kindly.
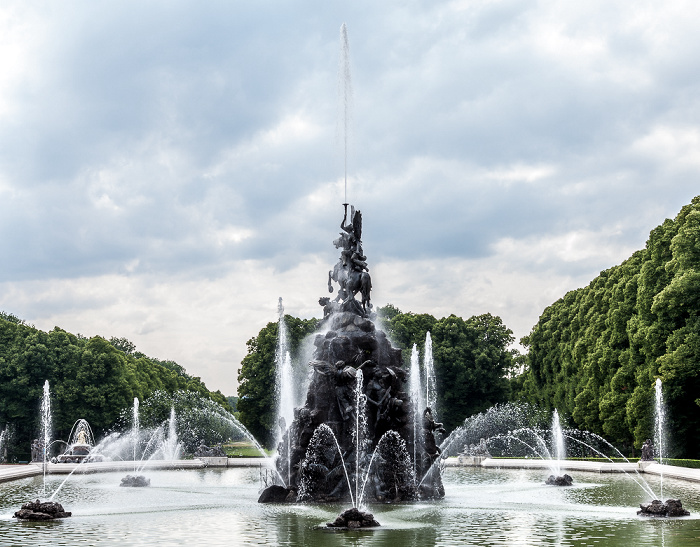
[638,499,690,517]
[545,474,573,486]
[120,474,150,487]
[13,500,71,520]
[327,507,380,529]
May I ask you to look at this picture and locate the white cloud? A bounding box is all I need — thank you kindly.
[1,0,700,395]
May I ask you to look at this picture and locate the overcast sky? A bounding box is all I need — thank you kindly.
[2,1,700,395]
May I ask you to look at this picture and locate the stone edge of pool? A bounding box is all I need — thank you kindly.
[1,456,698,485]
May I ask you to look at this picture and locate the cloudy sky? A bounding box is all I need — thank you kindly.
[2,1,700,395]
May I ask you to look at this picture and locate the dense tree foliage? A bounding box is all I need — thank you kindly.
[236,315,318,448]
[0,318,230,462]
[518,196,700,458]
[237,309,517,445]
[378,308,518,432]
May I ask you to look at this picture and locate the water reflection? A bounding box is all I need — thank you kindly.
[1,467,698,546]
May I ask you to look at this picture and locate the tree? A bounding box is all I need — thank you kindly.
[378,307,517,432]
[236,316,318,449]
[0,315,231,462]
[517,196,700,457]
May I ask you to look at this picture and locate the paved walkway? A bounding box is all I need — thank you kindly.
[443,457,700,483]
[0,464,42,484]
[3,458,699,485]
[0,457,275,483]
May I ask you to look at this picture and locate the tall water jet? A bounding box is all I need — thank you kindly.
[161,406,181,461]
[40,380,52,496]
[262,204,444,504]
[409,344,423,483]
[353,368,367,507]
[338,22,353,203]
[132,397,140,471]
[424,332,437,420]
[654,378,665,499]
[552,409,565,476]
[275,297,295,486]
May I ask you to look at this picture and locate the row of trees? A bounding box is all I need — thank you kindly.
[518,196,700,458]
[0,312,230,461]
[377,307,520,433]
[236,307,519,448]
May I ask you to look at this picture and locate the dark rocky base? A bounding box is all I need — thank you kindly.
[120,474,150,487]
[327,507,380,529]
[545,474,573,486]
[13,500,71,520]
[258,485,297,503]
[638,499,690,517]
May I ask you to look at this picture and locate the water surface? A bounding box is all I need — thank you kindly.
[1,466,698,546]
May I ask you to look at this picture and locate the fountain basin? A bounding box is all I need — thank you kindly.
[1,467,699,545]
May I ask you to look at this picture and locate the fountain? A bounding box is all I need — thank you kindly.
[40,380,51,497]
[544,409,572,486]
[264,23,444,516]
[54,419,99,463]
[260,200,445,518]
[424,332,438,425]
[275,297,295,486]
[132,397,140,471]
[654,377,666,498]
[636,378,691,517]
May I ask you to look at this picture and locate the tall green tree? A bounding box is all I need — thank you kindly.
[518,196,700,457]
[379,307,517,432]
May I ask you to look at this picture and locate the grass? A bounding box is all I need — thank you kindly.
[487,456,700,468]
[662,459,700,469]
[222,441,271,458]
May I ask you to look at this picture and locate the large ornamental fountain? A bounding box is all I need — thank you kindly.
[260,204,444,507]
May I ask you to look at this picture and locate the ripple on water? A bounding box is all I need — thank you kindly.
[0,467,699,546]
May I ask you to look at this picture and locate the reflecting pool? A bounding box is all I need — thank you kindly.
[1,466,699,546]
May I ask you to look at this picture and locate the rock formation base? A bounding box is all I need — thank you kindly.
[14,500,71,520]
[327,507,380,528]
[638,499,690,517]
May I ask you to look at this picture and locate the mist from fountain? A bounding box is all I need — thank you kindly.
[439,402,660,498]
[563,430,657,498]
[298,424,355,506]
[357,430,414,508]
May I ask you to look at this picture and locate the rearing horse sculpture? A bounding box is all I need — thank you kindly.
[328,263,372,314]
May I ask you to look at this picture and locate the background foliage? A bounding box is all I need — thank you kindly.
[236,308,518,445]
[236,315,318,449]
[0,314,230,462]
[517,196,700,458]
